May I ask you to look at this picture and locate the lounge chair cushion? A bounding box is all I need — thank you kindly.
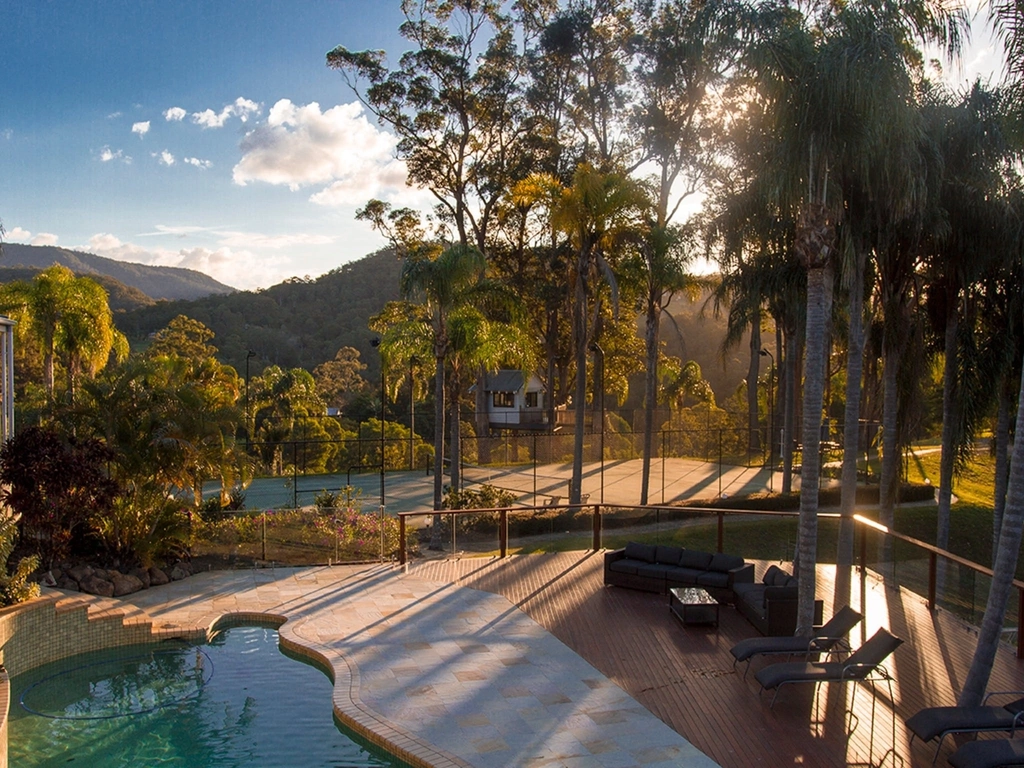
[708,552,745,573]
[756,661,843,689]
[655,545,684,565]
[949,737,1024,768]
[624,542,657,563]
[635,563,673,579]
[608,559,643,575]
[906,706,1022,743]
[679,549,714,570]
[732,635,815,663]
[665,567,704,585]
[696,570,731,589]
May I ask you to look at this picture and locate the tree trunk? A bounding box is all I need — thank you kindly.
[835,260,865,610]
[936,310,958,595]
[959,355,1024,706]
[429,352,445,550]
[748,312,762,455]
[796,263,833,634]
[450,381,461,492]
[782,326,801,494]
[878,342,900,566]
[993,377,1011,561]
[570,269,588,505]
[640,303,660,505]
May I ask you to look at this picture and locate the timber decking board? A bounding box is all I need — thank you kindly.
[406,552,1024,768]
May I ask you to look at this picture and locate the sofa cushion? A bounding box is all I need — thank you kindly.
[678,549,713,570]
[763,585,798,606]
[665,567,704,586]
[655,545,684,566]
[781,576,798,588]
[696,570,731,589]
[762,564,785,585]
[708,552,745,573]
[608,559,643,575]
[625,541,657,563]
[732,582,764,604]
[636,563,673,579]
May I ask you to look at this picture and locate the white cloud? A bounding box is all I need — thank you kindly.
[184,157,212,169]
[31,233,59,246]
[216,231,334,249]
[2,129,12,140]
[98,146,131,164]
[232,100,405,203]
[5,227,32,242]
[83,233,275,289]
[131,121,150,137]
[137,224,219,238]
[106,111,122,119]
[192,97,261,129]
[154,150,175,166]
[164,106,187,122]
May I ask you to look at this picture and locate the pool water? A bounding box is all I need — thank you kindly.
[8,626,407,767]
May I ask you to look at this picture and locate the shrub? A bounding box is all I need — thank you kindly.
[0,509,38,606]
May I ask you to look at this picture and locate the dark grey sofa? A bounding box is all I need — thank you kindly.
[604,542,754,602]
[733,564,823,636]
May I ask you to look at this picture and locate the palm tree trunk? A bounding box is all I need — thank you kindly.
[796,263,833,634]
[835,261,865,609]
[879,342,900,566]
[936,311,958,595]
[640,304,659,505]
[782,326,801,494]
[450,380,462,492]
[748,313,762,455]
[959,355,1024,706]
[429,352,445,550]
[570,270,587,505]
[993,376,1011,560]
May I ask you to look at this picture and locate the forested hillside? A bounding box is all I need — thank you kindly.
[118,249,404,377]
[0,267,156,314]
[2,243,233,300]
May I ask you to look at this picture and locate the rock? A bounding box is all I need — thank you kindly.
[129,568,151,588]
[111,573,144,596]
[169,564,190,581]
[148,567,169,586]
[39,571,57,587]
[67,564,94,583]
[56,577,79,592]
[79,575,114,597]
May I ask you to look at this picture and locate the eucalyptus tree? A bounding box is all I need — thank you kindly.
[629,0,746,504]
[328,0,530,254]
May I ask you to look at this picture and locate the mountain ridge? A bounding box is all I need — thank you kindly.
[1,243,234,301]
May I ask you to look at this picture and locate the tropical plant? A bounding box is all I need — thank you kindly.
[0,508,39,606]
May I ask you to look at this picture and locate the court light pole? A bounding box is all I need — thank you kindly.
[759,347,775,493]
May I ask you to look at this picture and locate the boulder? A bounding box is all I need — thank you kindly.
[111,572,144,597]
[79,575,114,597]
[169,564,190,581]
[148,567,169,586]
[56,577,79,592]
[129,568,151,589]
[67,564,94,583]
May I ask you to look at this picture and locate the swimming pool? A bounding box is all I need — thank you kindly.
[8,625,408,767]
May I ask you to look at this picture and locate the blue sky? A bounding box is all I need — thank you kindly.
[1,0,424,290]
[1,1,1007,291]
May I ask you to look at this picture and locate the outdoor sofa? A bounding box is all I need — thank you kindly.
[603,542,753,602]
[733,564,823,636]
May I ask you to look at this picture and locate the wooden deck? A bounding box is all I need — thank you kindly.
[406,552,1024,768]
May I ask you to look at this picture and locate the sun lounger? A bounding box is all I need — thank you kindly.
[906,691,1024,764]
[730,605,862,678]
[948,736,1024,768]
[754,626,903,708]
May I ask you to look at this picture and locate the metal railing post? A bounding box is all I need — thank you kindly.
[1018,588,1024,660]
[500,509,508,558]
[928,551,937,610]
[859,523,868,644]
[593,504,602,551]
[399,515,407,566]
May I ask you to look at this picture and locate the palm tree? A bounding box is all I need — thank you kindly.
[516,164,646,504]
[400,244,489,512]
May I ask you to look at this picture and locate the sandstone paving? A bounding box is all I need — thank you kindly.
[108,563,719,768]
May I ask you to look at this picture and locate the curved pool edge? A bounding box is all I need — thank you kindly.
[278,616,474,768]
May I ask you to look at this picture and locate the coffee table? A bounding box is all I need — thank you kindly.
[669,587,719,627]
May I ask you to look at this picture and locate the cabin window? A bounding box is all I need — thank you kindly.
[493,391,515,408]
[525,391,539,408]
